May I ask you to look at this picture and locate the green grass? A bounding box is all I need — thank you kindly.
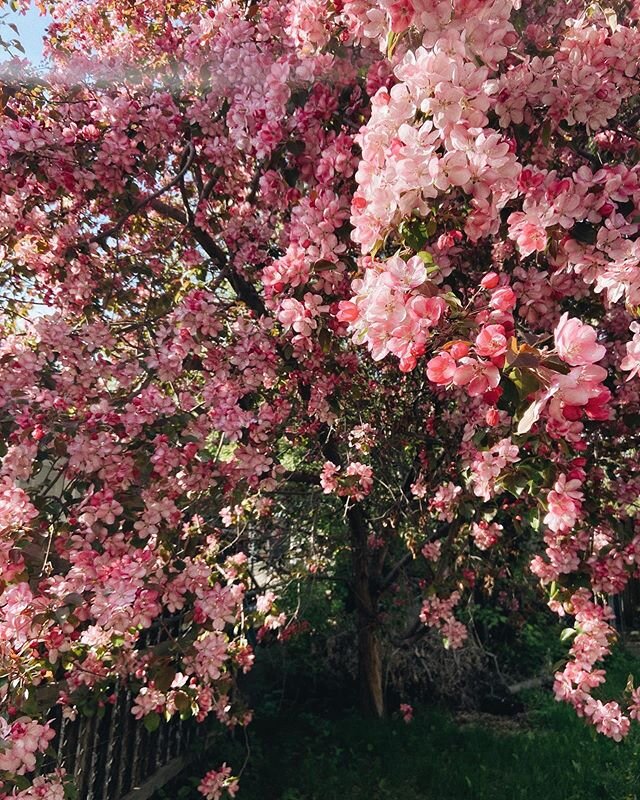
[161,649,640,800]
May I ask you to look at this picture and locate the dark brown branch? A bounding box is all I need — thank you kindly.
[381,519,460,599]
[149,199,267,318]
[201,168,223,201]
[282,470,320,485]
[379,551,414,594]
[91,143,196,244]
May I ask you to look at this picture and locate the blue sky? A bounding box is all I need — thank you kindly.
[1,4,51,64]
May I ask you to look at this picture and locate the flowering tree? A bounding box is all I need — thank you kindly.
[2,0,640,796]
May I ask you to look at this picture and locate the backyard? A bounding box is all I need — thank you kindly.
[2,2,640,800]
[161,648,640,800]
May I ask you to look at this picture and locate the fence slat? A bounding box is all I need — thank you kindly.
[120,753,191,800]
[33,613,199,800]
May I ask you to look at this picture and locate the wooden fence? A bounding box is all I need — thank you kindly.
[31,579,640,799]
[43,687,196,800]
[36,613,203,800]
[613,578,640,633]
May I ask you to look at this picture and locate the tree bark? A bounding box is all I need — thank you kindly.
[348,506,385,718]
[356,602,385,717]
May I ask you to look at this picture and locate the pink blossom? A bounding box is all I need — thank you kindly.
[429,483,462,523]
[131,688,166,720]
[554,313,606,367]
[198,764,239,800]
[421,541,442,562]
[583,699,630,742]
[320,460,373,501]
[474,324,507,358]
[471,520,503,550]
[399,702,414,723]
[621,324,640,380]
[453,358,500,397]
[544,474,583,533]
[507,212,548,256]
[629,687,640,721]
[480,272,500,289]
[0,718,55,775]
[420,591,467,650]
[489,286,517,312]
[426,352,457,384]
[0,477,38,534]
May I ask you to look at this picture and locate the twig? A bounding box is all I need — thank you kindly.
[90,142,196,244]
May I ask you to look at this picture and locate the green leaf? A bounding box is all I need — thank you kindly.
[144,712,161,732]
[472,429,488,448]
[442,291,462,310]
[398,217,436,251]
[153,663,176,693]
[174,690,191,712]
[497,375,519,413]
[313,259,335,272]
[603,6,619,31]
[515,394,547,435]
[540,356,570,375]
[499,474,526,498]
[509,367,540,400]
[64,781,79,800]
[318,327,332,354]
[21,689,39,718]
[386,31,400,59]
[283,168,298,187]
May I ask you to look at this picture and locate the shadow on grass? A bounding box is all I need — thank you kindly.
[159,648,640,800]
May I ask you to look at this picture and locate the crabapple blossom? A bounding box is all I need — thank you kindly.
[419,591,468,650]
[399,703,414,723]
[0,719,56,776]
[621,324,640,381]
[320,461,374,501]
[471,521,503,551]
[198,765,239,800]
[421,541,442,562]
[2,2,640,796]
[426,352,457,384]
[554,314,606,367]
[543,475,583,534]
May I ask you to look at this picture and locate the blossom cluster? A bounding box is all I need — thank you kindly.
[1,3,640,797]
[198,764,239,800]
[320,460,374,501]
[419,591,468,650]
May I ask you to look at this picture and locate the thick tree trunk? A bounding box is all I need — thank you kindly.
[348,506,385,717]
[356,605,385,717]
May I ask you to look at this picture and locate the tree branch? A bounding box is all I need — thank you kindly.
[91,143,196,244]
[379,551,414,594]
[149,199,267,318]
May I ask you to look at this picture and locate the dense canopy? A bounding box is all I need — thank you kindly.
[1,1,640,797]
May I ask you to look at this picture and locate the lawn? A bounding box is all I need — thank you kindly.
[161,649,640,800]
